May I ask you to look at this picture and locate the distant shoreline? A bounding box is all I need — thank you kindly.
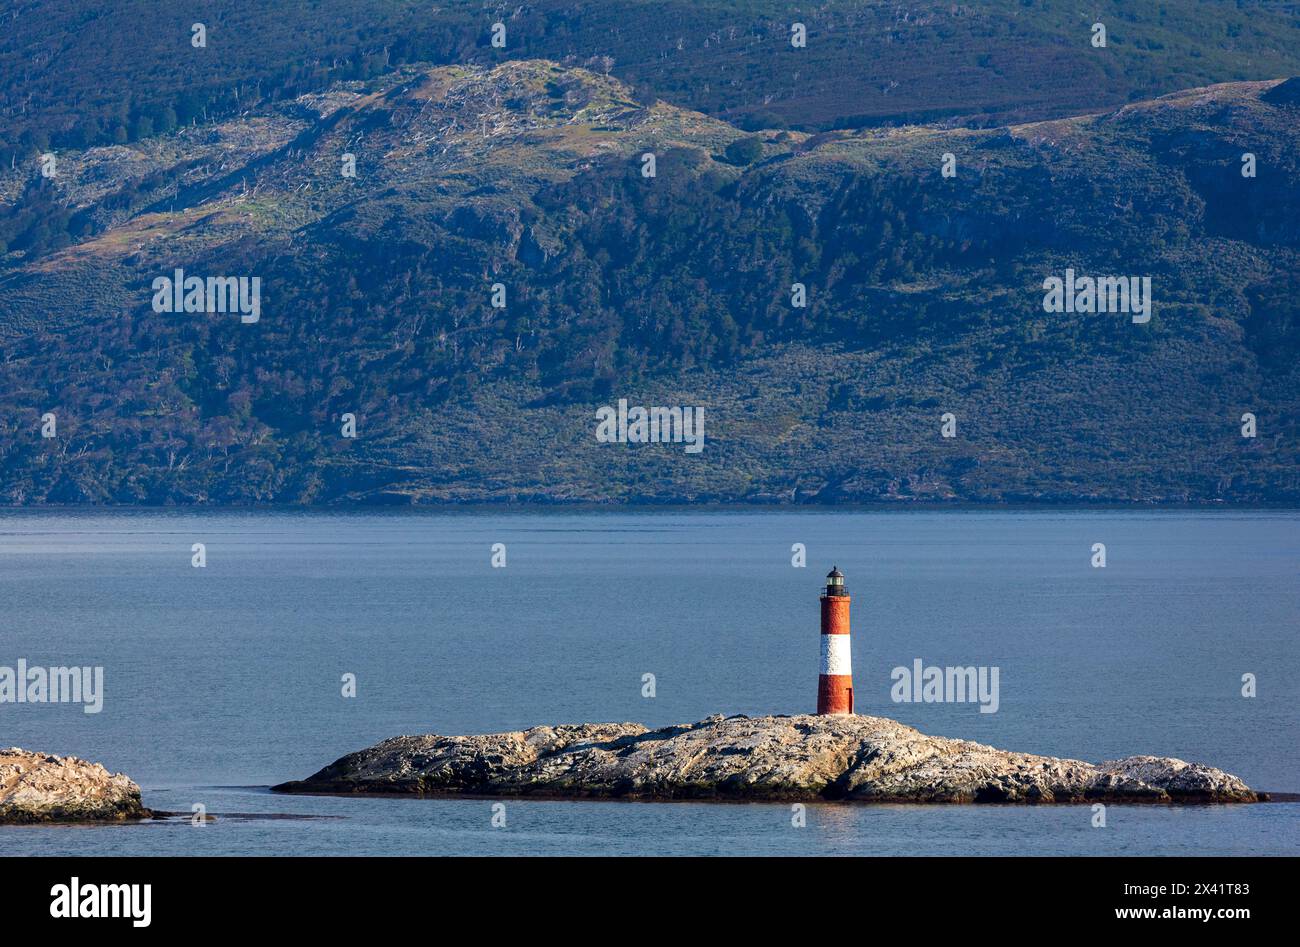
[2,502,1299,514]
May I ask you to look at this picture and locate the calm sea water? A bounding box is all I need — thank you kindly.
[1,509,1296,856]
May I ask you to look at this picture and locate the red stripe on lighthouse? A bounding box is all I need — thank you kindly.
[818,568,853,715]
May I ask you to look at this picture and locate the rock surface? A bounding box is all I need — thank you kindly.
[273,714,1261,804]
[0,748,152,823]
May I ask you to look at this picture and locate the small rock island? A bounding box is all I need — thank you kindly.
[0,748,152,824]
[272,714,1261,804]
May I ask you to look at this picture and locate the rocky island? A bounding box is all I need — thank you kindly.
[0,748,152,824]
[273,714,1261,804]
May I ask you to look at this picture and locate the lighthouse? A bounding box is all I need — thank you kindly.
[817,566,854,715]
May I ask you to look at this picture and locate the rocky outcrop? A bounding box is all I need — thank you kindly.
[273,714,1261,804]
[0,748,152,823]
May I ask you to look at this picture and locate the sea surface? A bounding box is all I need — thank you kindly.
[0,509,1296,856]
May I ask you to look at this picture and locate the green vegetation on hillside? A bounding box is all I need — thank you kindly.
[6,0,1300,166]
[0,59,1296,505]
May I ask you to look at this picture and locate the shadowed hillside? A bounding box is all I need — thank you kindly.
[0,57,1296,504]
[8,0,1300,165]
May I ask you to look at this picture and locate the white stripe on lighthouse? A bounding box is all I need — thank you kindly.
[819,634,852,676]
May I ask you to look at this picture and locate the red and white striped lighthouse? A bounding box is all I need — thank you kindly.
[817,566,854,715]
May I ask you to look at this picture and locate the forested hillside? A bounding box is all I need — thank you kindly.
[0,3,1294,507]
[7,0,1300,163]
[0,4,1297,504]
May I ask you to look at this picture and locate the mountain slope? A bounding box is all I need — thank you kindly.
[0,63,1297,504]
[8,0,1300,164]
